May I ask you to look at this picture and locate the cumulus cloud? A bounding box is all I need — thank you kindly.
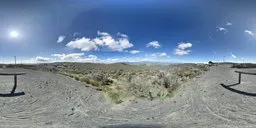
[226,22,232,26]
[66,37,98,52]
[97,31,110,36]
[117,32,128,38]
[130,50,140,54]
[66,31,133,52]
[159,52,167,57]
[79,55,98,62]
[57,35,65,43]
[73,32,80,36]
[174,42,192,56]
[244,30,254,36]
[22,55,172,64]
[151,52,167,57]
[217,27,228,33]
[100,57,152,64]
[175,49,191,56]
[177,43,192,50]
[52,53,84,60]
[35,56,51,62]
[51,53,99,62]
[231,53,237,58]
[146,41,161,48]
[20,57,54,64]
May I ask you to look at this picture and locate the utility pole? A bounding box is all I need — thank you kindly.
[14,56,16,68]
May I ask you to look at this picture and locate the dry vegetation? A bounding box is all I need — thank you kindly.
[3,62,209,104]
[231,63,256,68]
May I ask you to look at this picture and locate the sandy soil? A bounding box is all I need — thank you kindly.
[0,65,256,128]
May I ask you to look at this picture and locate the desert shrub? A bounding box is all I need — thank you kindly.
[113,69,124,78]
[163,76,171,88]
[127,72,133,82]
[88,80,100,87]
[232,63,256,68]
[157,72,171,88]
[80,77,90,84]
[92,73,113,86]
[107,92,123,104]
[110,70,117,74]
[196,64,210,71]
[175,66,203,81]
[168,75,181,91]
[74,76,80,81]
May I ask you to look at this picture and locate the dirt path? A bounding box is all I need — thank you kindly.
[0,65,256,128]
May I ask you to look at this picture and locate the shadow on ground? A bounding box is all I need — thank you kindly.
[220,83,256,97]
[101,124,164,128]
[0,92,25,97]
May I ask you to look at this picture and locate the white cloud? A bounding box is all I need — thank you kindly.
[244,30,254,36]
[57,35,65,43]
[217,27,228,33]
[99,57,152,63]
[231,53,237,58]
[146,41,161,48]
[51,53,99,62]
[66,31,133,52]
[175,48,191,56]
[97,31,110,36]
[117,32,128,38]
[78,55,98,62]
[159,52,167,57]
[130,50,140,54]
[20,53,176,64]
[19,57,53,64]
[66,37,98,52]
[177,42,192,50]
[97,31,133,52]
[36,56,51,62]
[174,42,192,56]
[52,53,84,60]
[151,52,167,57]
[226,22,232,26]
[73,32,80,36]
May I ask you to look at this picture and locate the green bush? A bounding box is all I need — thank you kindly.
[107,92,123,104]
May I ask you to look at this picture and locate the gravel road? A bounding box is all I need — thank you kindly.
[0,65,256,128]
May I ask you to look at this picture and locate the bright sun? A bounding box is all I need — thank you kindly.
[9,31,19,38]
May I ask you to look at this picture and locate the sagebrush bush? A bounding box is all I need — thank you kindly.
[107,91,123,104]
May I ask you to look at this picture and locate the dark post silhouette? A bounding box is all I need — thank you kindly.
[0,72,26,97]
[234,70,256,84]
[11,75,17,94]
[238,72,241,84]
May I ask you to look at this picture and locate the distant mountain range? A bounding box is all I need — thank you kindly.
[122,61,184,65]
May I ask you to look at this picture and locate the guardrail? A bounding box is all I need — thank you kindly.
[0,72,26,96]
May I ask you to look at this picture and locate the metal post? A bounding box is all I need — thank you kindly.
[14,56,16,68]
[11,75,17,94]
[238,73,241,84]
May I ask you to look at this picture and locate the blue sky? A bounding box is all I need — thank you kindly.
[1,0,256,63]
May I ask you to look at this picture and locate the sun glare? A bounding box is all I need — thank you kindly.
[9,31,19,38]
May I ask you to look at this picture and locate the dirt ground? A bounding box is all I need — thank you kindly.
[0,65,256,128]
